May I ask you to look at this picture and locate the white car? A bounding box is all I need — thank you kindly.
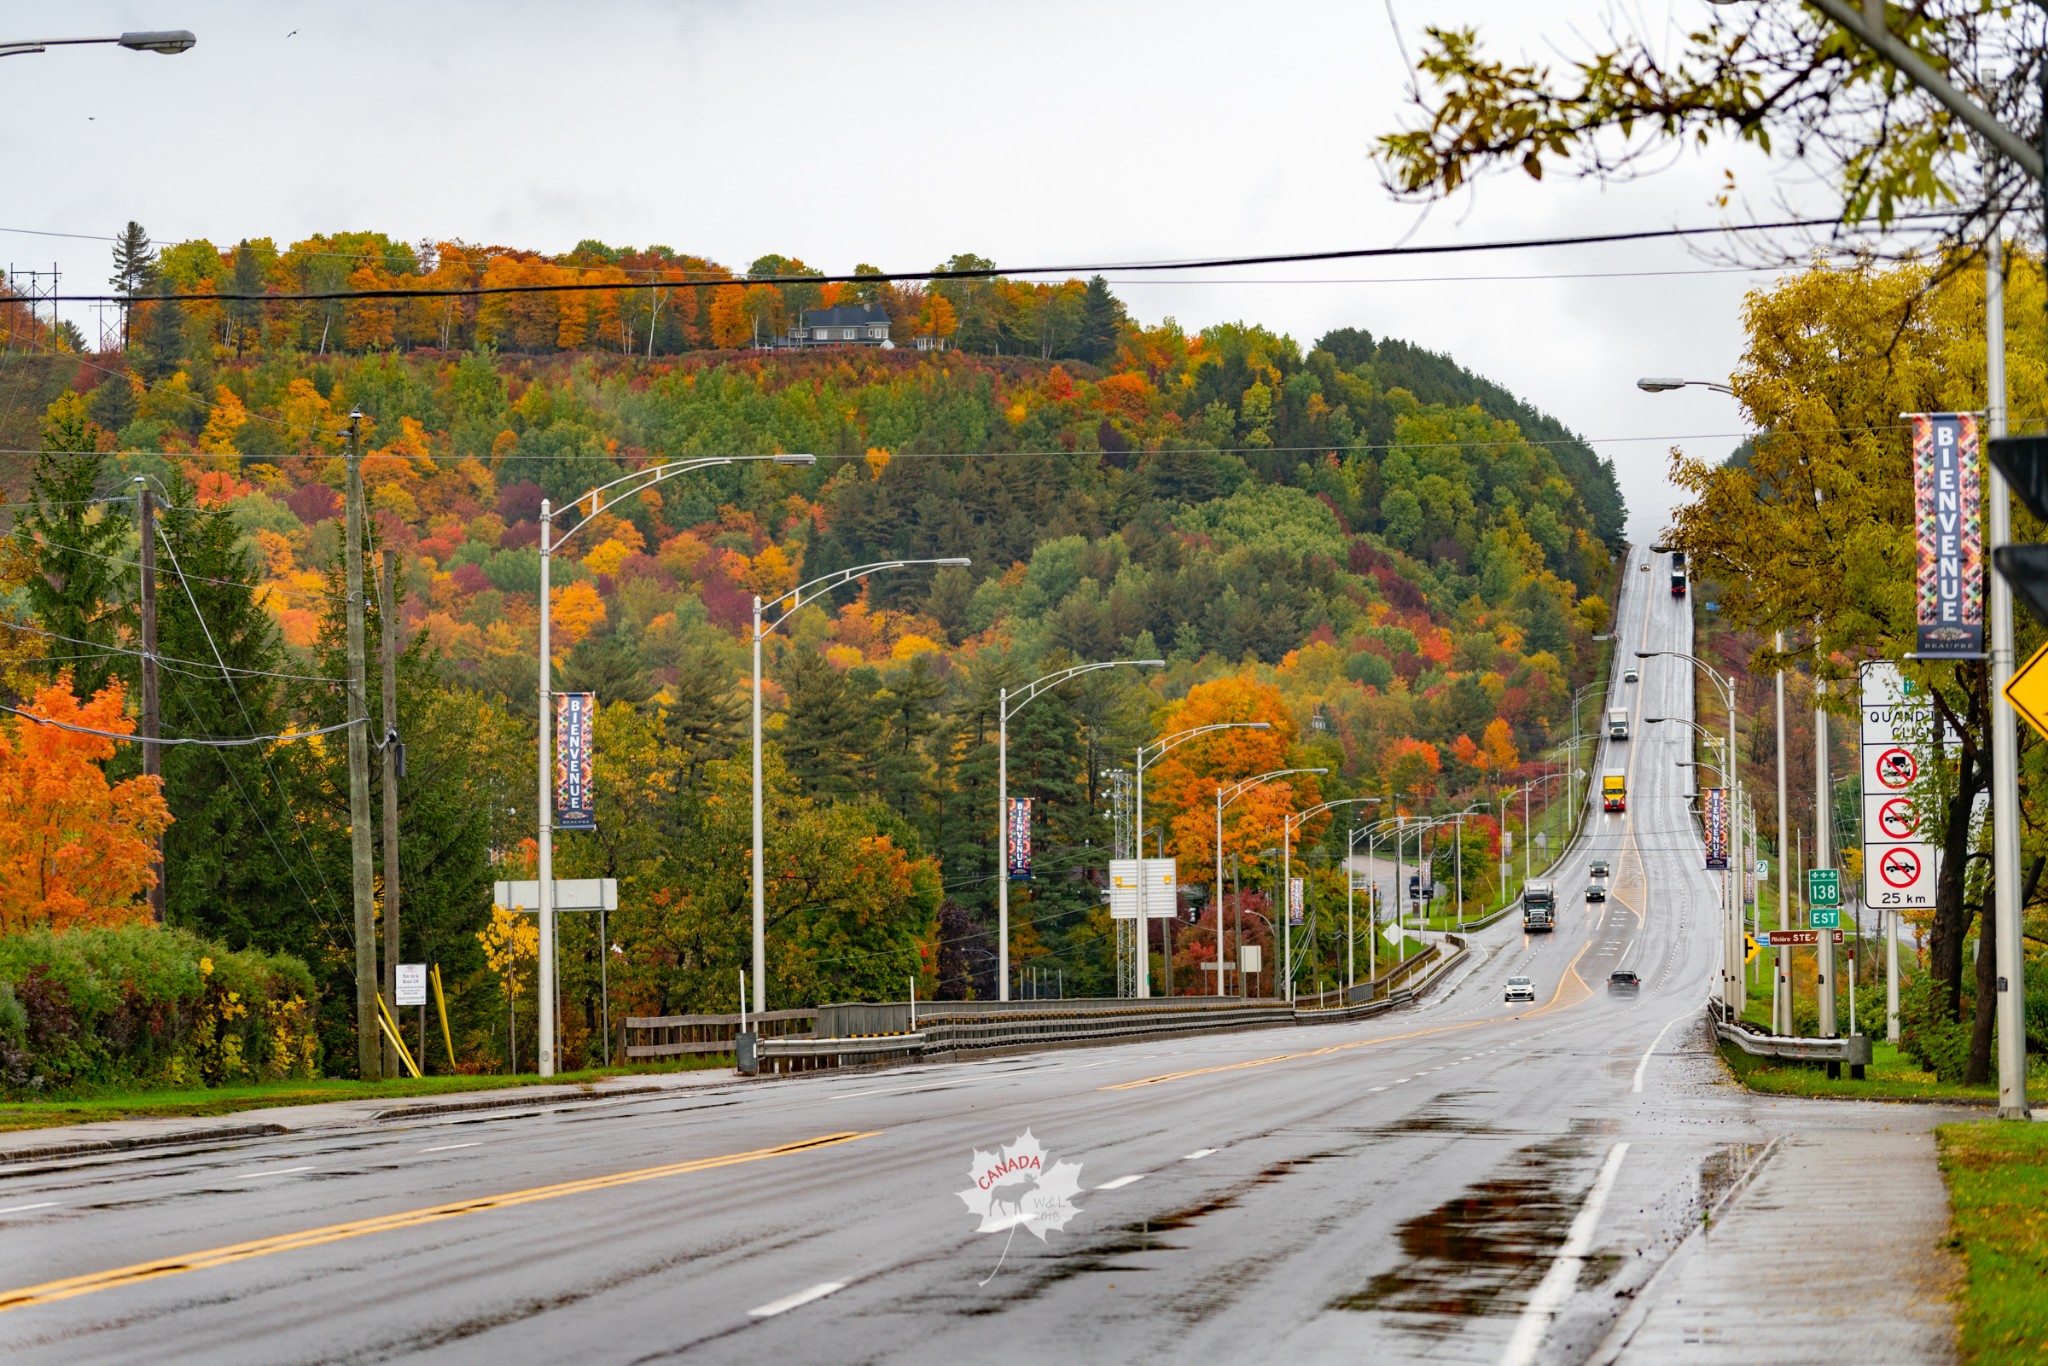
[1504,976,1536,1003]
[1624,665,1639,683]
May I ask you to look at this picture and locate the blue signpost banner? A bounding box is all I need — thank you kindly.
[555,692,596,831]
[1703,787,1729,870]
[1908,412,1986,660]
[1006,798,1032,880]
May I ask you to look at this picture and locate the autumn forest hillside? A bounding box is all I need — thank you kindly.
[0,229,1625,1076]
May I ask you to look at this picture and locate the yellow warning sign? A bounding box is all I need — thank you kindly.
[2004,641,2048,743]
[1744,933,1761,965]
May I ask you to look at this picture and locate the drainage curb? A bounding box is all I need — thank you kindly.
[370,1085,669,1123]
[0,1122,288,1165]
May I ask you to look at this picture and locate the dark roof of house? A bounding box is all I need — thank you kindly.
[801,304,890,328]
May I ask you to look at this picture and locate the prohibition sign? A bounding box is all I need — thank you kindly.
[1878,796,1919,840]
[1880,847,1922,889]
[1875,747,1917,789]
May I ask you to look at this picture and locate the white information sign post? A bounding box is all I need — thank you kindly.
[1859,664,1940,910]
[396,963,427,1007]
[1108,858,1178,919]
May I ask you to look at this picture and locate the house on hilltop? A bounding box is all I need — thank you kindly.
[788,303,892,348]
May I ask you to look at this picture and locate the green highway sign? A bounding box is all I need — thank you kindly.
[1810,907,1841,929]
[1808,868,1840,908]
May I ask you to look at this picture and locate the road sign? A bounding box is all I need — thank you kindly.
[495,878,618,912]
[1755,859,1768,879]
[1872,747,1917,789]
[1808,868,1840,908]
[1108,858,1177,919]
[1759,929,1845,946]
[1861,663,1940,911]
[1744,933,1761,964]
[1809,907,1841,929]
[1239,945,1262,973]
[2004,639,2048,742]
[396,963,427,1007]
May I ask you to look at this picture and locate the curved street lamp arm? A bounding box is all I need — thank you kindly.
[1285,795,1381,832]
[1643,714,1730,756]
[1005,658,1164,721]
[549,456,745,549]
[1635,648,1736,707]
[761,555,969,636]
[1218,766,1326,808]
[1139,719,1271,765]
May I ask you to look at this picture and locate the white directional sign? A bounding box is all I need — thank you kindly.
[1860,663,1938,909]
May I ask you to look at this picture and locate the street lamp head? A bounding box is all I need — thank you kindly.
[1637,377,1686,392]
[119,30,196,53]
[1251,722,1272,729]
[1634,650,1653,659]
[936,557,972,567]
[1644,716,1667,723]
[1138,658,1166,667]
[771,453,817,465]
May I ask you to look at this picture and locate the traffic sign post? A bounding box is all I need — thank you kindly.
[1808,868,1839,907]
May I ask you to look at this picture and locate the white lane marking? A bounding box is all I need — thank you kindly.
[1183,1148,1217,1160]
[421,1142,480,1153]
[1393,1077,1411,1084]
[1094,1174,1145,1191]
[232,1166,313,1180]
[1630,1011,1693,1094]
[747,1281,847,1318]
[1368,1086,1387,1093]
[1499,1142,1630,1366]
[0,1202,57,1215]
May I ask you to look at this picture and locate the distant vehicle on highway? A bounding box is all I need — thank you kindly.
[1607,707,1629,740]
[1624,664,1639,683]
[1522,879,1556,933]
[1607,970,1640,995]
[1585,882,1606,903]
[1505,976,1536,1003]
[1602,769,1627,812]
[1670,549,1688,597]
[1589,860,1610,879]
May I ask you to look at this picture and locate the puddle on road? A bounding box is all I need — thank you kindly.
[1330,1139,1591,1331]
[1697,1141,1765,1217]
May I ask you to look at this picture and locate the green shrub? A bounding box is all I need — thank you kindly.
[1901,970,1972,1084]
[0,925,320,1095]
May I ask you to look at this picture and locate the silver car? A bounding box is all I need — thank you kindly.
[1504,975,1536,1003]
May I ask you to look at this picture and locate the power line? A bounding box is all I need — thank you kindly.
[0,701,359,746]
[27,213,1959,305]
[0,619,345,684]
[16,529,345,603]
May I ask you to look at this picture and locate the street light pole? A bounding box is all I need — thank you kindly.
[534,453,815,1074]
[0,30,196,58]
[1132,721,1271,998]
[1280,797,1378,1002]
[998,659,1163,1001]
[750,554,967,1015]
[1213,768,1325,999]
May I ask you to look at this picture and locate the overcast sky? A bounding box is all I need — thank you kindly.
[1,0,1866,544]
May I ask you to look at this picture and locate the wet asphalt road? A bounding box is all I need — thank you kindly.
[0,557,1874,1364]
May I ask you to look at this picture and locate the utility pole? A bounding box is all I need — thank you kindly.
[1775,632,1791,1035]
[344,410,379,1079]
[137,483,163,923]
[1985,230,2029,1118]
[379,549,402,1080]
[1815,680,1837,1038]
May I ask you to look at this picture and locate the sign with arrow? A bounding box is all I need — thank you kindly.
[2005,639,2048,743]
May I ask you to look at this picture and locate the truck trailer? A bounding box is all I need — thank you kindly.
[1670,549,1688,597]
[1607,707,1628,740]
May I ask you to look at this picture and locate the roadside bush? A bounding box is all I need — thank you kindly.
[0,924,320,1095]
[1900,970,1972,1084]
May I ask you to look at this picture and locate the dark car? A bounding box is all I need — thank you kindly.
[1607,970,1640,995]
[1585,883,1607,903]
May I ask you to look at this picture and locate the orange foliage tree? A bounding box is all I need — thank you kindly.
[0,678,172,933]
[1145,675,1316,875]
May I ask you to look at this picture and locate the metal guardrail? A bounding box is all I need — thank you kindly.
[1710,1003,1872,1066]
[622,1008,814,1060]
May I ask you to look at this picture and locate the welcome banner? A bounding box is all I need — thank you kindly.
[1006,798,1032,880]
[1908,412,1986,659]
[1703,786,1729,870]
[554,692,596,830]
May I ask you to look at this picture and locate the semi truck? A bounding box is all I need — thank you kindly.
[1670,549,1688,597]
[1602,768,1627,812]
[1522,879,1556,932]
[1607,707,1628,740]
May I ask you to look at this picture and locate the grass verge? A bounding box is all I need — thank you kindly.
[1718,1040,2047,1105]
[1938,1121,2048,1364]
[0,1059,729,1135]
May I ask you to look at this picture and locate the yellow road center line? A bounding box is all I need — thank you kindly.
[0,1129,877,1316]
